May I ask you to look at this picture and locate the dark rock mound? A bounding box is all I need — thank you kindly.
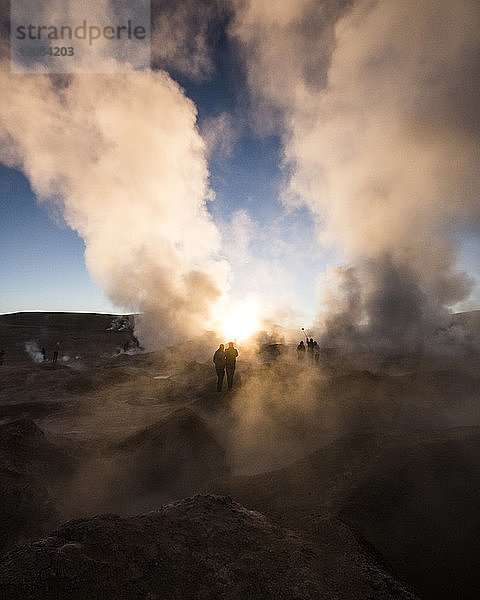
[0,468,59,557]
[0,494,419,600]
[337,428,480,600]
[0,419,78,554]
[76,409,230,514]
[116,408,229,489]
[210,427,480,600]
[0,418,77,479]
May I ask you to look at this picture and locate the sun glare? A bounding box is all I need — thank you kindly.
[220,300,260,342]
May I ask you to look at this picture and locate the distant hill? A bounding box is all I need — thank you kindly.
[451,309,480,333]
[0,312,138,364]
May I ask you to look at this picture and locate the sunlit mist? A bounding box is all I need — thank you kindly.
[219,298,260,342]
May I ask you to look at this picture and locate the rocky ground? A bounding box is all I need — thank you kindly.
[0,494,420,600]
[0,312,479,599]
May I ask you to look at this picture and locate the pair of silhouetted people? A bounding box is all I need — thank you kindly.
[213,342,238,391]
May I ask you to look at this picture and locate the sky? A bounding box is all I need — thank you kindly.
[1,0,479,350]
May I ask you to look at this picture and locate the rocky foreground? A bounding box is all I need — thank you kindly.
[0,312,479,599]
[0,494,419,600]
[0,415,478,599]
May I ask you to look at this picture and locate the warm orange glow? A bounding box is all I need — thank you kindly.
[219,299,259,341]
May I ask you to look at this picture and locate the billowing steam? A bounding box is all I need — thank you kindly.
[231,0,480,353]
[24,342,44,363]
[0,0,229,347]
[1,0,479,352]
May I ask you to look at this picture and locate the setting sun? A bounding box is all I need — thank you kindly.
[219,299,260,341]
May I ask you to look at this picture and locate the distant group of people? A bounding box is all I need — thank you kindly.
[297,337,320,362]
[40,343,59,364]
[213,342,238,392]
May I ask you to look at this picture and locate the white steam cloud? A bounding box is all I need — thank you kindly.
[2,0,480,352]
[0,67,228,347]
[0,1,233,347]
[24,342,44,363]
[231,0,480,352]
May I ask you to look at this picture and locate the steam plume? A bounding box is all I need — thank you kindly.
[231,0,480,352]
[24,342,44,363]
[0,1,229,347]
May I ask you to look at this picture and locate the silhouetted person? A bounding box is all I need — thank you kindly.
[41,347,46,361]
[213,343,226,392]
[225,342,239,390]
[53,342,60,364]
[313,340,320,362]
[0,349,4,366]
[296,341,306,360]
[307,338,314,361]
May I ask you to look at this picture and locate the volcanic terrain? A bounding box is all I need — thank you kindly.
[0,311,479,599]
